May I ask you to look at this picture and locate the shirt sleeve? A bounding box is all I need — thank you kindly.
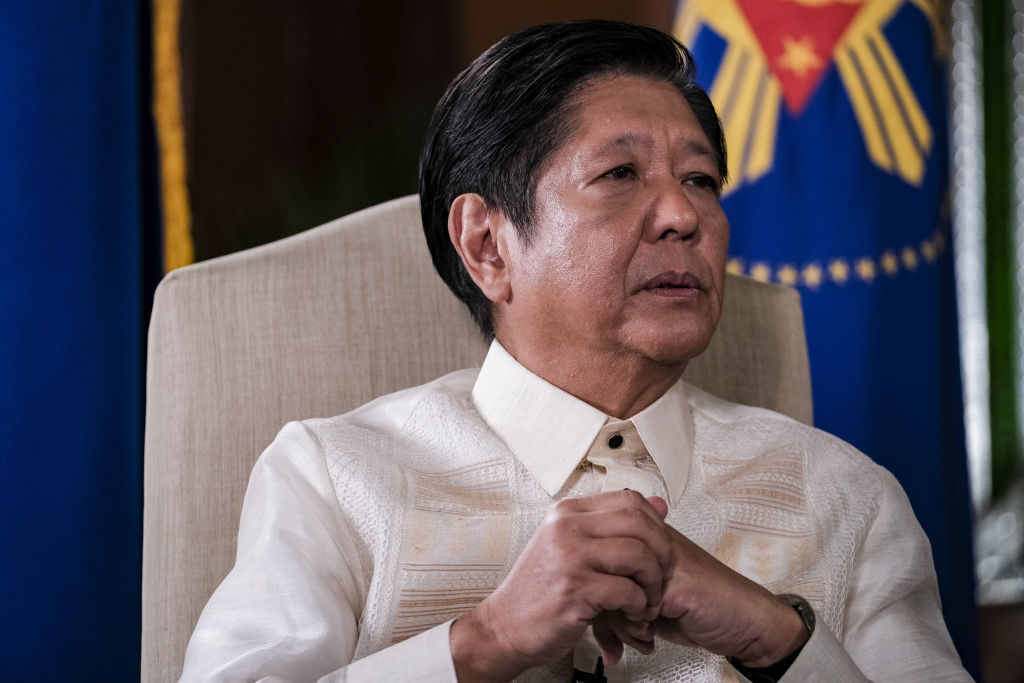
[775,468,972,682]
[772,619,867,682]
[179,421,459,683]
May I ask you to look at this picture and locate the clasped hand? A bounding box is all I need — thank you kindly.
[450,490,808,682]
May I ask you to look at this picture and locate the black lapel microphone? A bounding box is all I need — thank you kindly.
[571,656,607,683]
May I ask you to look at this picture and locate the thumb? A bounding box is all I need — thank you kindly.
[646,495,668,519]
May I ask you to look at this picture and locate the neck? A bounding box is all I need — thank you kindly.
[496,336,686,418]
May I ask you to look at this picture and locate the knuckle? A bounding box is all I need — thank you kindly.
[544,502,578,531]
[548,499,574,519]
[616,537,648,565]
[622,505,649,528]
[628,580,648,603]
[620,488,646,506]
[548,512,577,538]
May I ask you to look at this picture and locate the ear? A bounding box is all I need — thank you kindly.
[448,193,512,304]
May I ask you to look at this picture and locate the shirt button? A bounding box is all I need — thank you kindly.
[608,434,624,449]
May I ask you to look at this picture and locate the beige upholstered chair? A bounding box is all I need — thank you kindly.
[141,195,812,682]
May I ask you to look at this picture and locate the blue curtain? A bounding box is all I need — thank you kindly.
[0,3,153,679]
[678,1,980,676]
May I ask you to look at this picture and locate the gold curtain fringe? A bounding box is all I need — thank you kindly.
[153,0,194,272]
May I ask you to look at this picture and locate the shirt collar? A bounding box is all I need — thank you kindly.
[471,340,694,504]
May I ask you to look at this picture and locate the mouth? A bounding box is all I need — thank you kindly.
[639,271,704,296]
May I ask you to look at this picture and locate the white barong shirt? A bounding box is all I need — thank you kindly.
[181,342,969,682]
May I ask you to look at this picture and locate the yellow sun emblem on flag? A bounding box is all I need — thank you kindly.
[675,0,949,195]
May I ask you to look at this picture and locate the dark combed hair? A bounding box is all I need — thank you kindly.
[419,20,726,338]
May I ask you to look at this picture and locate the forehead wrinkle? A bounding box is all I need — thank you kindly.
[604,131,654,154]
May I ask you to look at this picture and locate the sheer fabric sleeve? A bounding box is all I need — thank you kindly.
[762,467,971,682]
[827,468,969,681]
[179,421,458,682]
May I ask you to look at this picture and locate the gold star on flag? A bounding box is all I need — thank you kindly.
[828,259,850,284]
[777,264,799,286]
[881,251,899,276]
[921,238,937,263]
[855,257,876,283]
[802,262,823,289]
[750,262,772,282]
[777,36,822,79]
[727,258,745,275]
[901,247,918,271]
[676,0,941,189]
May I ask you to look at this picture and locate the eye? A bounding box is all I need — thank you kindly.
[685,173,721,195]
[602,165,637,181]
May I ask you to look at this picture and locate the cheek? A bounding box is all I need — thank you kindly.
[702,211,730,269]
[577,248,634,312]
[545,229,627,292]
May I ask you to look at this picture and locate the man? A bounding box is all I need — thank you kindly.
[181,21,969,682]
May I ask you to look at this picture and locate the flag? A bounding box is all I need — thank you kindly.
[676,0,980,673]
[0,3,157,678]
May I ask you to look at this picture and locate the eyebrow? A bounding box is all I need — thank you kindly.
[592,132,718,163]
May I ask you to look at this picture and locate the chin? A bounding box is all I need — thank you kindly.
[637,333,714,366]
[627,318,717,366]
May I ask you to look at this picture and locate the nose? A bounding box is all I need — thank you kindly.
[643,179,699,243]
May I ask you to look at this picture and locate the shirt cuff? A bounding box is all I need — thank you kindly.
[777,622,868,682]
[321,621,458,683]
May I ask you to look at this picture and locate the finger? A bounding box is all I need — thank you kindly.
[554,490,668,527]
[606,612,656,655]
[584,572,652,622]
[619,632,655,656]
[592,615,624,666]
[553,504,673,573]
[646,495,668,519]
[619,616,655,644]
[575,537,666,608]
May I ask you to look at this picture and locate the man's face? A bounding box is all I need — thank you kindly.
[497,74,729,370]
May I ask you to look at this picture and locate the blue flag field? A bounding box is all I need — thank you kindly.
[676,0,978,673]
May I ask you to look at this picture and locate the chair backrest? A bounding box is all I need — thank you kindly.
[141,194,812,682]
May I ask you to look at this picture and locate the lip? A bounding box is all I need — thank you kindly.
[637,271,705,297]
